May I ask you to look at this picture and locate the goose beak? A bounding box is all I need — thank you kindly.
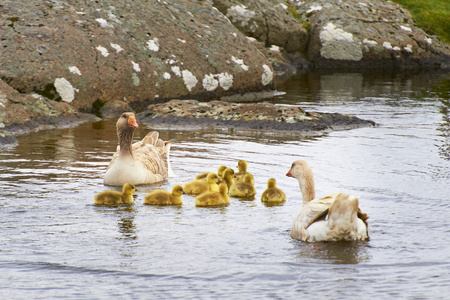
[286,169,293,177]
[128,116,139,128]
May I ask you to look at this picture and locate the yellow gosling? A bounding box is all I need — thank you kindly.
[195,165,228,181]
[183,173,220,195]
[229,173,256,198]
[94,183,135,205]
[222,168,235,193]
[144,185,184,205]
[195,182,230,207]
[261,178,286,203]
[235,160,253,183]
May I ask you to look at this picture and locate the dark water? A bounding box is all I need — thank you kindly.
[1,71,449,299]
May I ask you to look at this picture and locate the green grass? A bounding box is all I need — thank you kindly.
[392,0,450,42]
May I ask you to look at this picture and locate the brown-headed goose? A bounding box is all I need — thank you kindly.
[104,112,173,186]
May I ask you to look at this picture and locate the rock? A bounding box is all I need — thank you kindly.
[0,0,275,111]
[137,99,375,132]
[212,0,309,53]
[0,79,98,146]
[99,100,134,118]
[292,0,450,69]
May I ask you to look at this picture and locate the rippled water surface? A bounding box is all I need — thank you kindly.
[1,71,449,299]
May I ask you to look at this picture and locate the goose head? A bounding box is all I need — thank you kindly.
[286,160,316,204]
[171,185,184,197]
[116,112,139,154]
[267,178,277,189]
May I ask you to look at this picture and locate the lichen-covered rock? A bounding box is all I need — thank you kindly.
[291,0,450,69]
[0,79,97,145]
[138,99,375,131]
[212,0,309,53]
[0,0,275,110]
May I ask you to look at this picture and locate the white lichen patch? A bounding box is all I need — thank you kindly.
[69,66,82,76]
[319,23,362,61]
[404,44,413,53]
[96,18,113,28]
[269,45,280,52]
[246,37,257,43]
[177,38,186,43]
[96,46,109,57]
[110,43,123,53]
[182,70,198,91]
[261,65,273,86]
[231,56,249,71]
[227,5,256,27]
[306,5,322,14]
[425,37,432,45]
[400,25,412,32]
[393,46,401,51]
[163,72,171,80]
[171,66,181,77]
[218,73,233,90]
[202,74,219,91]
[320,23,354,43]
[147,38,160,52]
[382,41,393,50]
[54,78,75,103]
[131,61,141,72]
[363,39,378,46]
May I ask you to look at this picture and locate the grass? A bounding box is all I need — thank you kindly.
[392,0,450,42]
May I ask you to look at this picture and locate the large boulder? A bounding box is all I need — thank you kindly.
[0,0,275,110]
[293,0,450,69]
[212,0,309,53]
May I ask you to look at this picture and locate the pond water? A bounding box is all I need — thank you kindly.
[1,71,449,299]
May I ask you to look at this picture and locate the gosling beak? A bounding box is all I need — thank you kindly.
[286,169,293,177]
[128,116,139,128]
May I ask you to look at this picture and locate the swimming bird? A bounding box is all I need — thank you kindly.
[261,178,286,203]
[286,160,369,242]
[229,173,256,198]
[94,183,135,205]
[183,172,221,195]
[222,168,235,193]
[144,185,184,205]
[234,160,253,183]
[195,165,228,181]
[195,182,230,207]
[104,112,173,186]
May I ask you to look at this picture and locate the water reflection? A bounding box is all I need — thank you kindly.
[438,97,450,161]
[293,241,371,264]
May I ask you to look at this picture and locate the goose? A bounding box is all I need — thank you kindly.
[94,183,135,205]
[195,165,228,181]
[286,160,369,242]
[183,173,221,195]
[104,112,173,186]
[222,168,235,193]
[144,185,184,205]
[195,182,230,207]
[234,160,253,183]
[229,173,256,198]
[261,178,286,203]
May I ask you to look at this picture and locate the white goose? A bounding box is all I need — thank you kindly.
[286,160,369,242]
[104,112,173,186]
